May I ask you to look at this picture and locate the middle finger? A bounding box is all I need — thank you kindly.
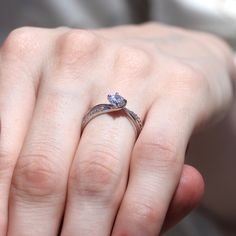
[61,40,155,236]
[8,30,99,236]
[62,85,150,235]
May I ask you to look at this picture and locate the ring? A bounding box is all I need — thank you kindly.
[82,92,143,136]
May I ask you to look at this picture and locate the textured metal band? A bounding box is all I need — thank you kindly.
[82,93,143,136]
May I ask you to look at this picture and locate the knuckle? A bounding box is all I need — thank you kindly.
[70,148,120,201]
[129,200,162,226]
[12,153,64,197]
[172,62,209,95]
[135,136,181,172]
[114,46,152,78]
[2,27,39,56]
[57,29,100,66]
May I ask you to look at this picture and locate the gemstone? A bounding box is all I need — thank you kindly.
[107,92,127,107]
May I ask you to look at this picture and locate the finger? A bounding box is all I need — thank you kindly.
[8,30,97,236]
[112,96,197,236]
[61,90,148,236]
[0,27,51,234]
[8,86,88,235]
[61,42,155,236]
[161,164,205,233]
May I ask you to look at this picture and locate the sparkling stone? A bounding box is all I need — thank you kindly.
[107,92,127,107]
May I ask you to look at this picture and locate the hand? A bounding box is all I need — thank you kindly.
[0,23,234,236]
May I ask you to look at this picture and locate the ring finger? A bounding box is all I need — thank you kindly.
[61,87,149,236]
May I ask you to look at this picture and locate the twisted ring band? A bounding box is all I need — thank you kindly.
[82,93,143,136]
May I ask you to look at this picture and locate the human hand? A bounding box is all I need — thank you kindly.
[0,23,235,235]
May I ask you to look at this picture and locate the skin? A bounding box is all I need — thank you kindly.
[0,23,235,236]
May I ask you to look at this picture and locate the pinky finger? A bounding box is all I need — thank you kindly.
[112,97,197,236]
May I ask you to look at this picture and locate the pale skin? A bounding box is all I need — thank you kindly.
[0,23,235,236]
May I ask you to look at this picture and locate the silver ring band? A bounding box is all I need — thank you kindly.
[82,93,143,136]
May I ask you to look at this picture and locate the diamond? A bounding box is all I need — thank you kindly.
[107,92,127,108]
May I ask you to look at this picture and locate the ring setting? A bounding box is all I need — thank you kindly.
[107,93,127,108]
[82,92,143,136]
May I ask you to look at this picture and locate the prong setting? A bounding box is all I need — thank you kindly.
[82,92,142,137]
[107,92,127,108]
